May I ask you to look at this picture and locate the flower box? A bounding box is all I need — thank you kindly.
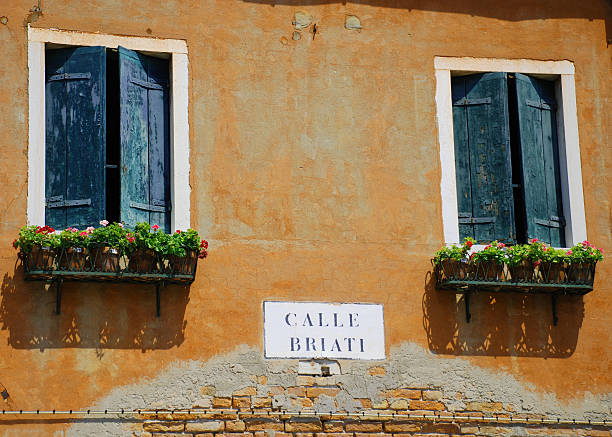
[14,222,209,316]
[432,239,602,324]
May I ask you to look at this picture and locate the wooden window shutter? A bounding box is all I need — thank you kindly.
[118,47,171,232]
[451,72,516,243]
[514,73,565,246]
[45,46,107,229]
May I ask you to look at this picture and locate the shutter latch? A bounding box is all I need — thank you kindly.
[130,78,166,90]
[526,99,556,111]
[453,97,491,106]
[534,216,565,228]
[46,196,91,208]
[129,200,171,213]
[458,212,496,225]
[47,72,92,82]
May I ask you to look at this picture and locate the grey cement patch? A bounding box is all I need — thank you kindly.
[68,342,612,436]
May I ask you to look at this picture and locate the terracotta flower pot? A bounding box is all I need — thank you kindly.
[439,259,470,280]
[27,245,56,271]
[58,247,89,271]
[475,261,503,281]
[539,262,565,283]
[91,247,120,273]
[129,249,158,273]
[566,262,594,283]
[509,261,535,282]
[167,250,197,275]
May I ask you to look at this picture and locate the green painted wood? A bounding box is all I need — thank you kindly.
[145,55,171,232]
[515,73,565,246]
[451,76,474,240]
[45,47,106,229]
[452,73,515,243]
[119,47,170,232]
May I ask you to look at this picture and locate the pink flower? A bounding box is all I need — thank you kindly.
[71,227,79,232]
[599,248,604,254]
[100,220,109,227]
[152,224,160,231]
[86,226,94,233]
[497,242,505,248]
[79,231,88,237]
[118,223,124,228]
[566,250,573,255]
[531,238,539,243]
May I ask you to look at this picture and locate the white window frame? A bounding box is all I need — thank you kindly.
[434,56,587,246]
[27,26,190,231]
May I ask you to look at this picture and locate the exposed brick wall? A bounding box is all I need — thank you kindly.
[120,384,612,436]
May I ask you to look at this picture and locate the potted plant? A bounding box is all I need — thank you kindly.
[128,222,164,273]
[13,225,59,270]
[89,221,128,272]
[565,241,603,283]
[432,238,472,280]
[56,227,92,270]
[471,241,506,280]
[164,228,208,275]
[538,245,566,283]
[506,243,532,282]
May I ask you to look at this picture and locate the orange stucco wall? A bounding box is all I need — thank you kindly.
[0,0,610,434]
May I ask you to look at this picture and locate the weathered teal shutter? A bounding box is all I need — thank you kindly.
[45,46,106,229]
[452,73,515,243]
[514,73,565,246]
[118,47,171,232]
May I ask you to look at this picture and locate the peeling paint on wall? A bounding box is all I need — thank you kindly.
[345,15,362,31]
[293,11,312,30]
[68,342,612,435]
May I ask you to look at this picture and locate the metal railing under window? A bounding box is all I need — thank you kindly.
[22,244,199,317]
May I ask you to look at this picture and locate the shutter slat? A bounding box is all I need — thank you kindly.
[119,47,171,232]
[119,47,151,228]
[45,47,106,230]
[452,73,515,243]
[452,76,475,239]
[515,73,565,246]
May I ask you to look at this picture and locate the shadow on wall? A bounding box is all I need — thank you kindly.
[242,0,612,45]
[0,263,188,352]
[422,271,584,357]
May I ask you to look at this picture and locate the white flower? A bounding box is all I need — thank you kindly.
[100,220,109,227]
[118,223,124,228]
